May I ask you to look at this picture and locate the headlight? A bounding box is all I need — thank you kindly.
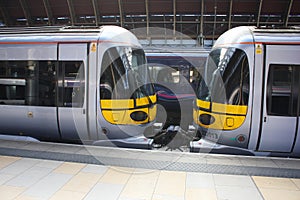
[199,114,215,125]
[130,111,148,121]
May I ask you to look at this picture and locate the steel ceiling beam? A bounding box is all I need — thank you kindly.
[118,0,124,27]
[257,0,263,27]
[200,0,204,36]
[173,0,176,36]
[228,0,233,29]
[42,0,54,25]
[285,0,293,27]
[19,0,33,26]
[0,0,298,41]
[145,0,149,36]
[212,4,217,44]
[66,0,76,25]
[197,0,205,46]
[91,0,100,26]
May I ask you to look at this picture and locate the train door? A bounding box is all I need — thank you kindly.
[58,43,89,141]
[0,44,60,141]
[259,45,300,152]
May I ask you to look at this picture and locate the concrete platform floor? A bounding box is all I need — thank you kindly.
[0,139,300,200]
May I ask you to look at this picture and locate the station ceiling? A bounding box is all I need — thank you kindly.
[0,0,299,42]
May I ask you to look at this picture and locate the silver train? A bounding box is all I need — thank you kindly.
[146,51,208,130]
[0,26,157,149]
[192,26,300,157]
[146,51,208,148]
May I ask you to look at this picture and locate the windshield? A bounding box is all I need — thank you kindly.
[147,55,205,96]
[196,47,249,105]
[100,47,154,100]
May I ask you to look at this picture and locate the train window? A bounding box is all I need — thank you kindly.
[156,68,177,84]
[222,49,249,105]
[0,61,26,78]
[198,48,249,106]
[149,65,196,95]
[267,65,294,116]
[36,61,56,106]
[58,61,85,107]
[0,61,56,106]
[151,66,195,84]
[100,47,126,99]
[100,47,153,100]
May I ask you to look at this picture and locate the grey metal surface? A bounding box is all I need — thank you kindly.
[0,139,300,178]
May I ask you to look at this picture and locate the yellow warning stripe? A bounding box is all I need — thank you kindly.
[196,99,247,115]
[100,95,157,125]
[101,95,156,110]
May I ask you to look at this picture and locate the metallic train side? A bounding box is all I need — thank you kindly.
[192,26,300,157]
[0,26,157,148]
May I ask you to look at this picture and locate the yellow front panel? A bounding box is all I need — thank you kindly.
[193,109,198,124]
[136,95,157,107]
[102,108,150,125]
[100,95,157,125]
[212,102,247,115]
[101,99,134,109]
[196,110,246,130]
[196,99,211,109]
[194,100,248,130]
[148,104,157,122]
[101,95,156,109]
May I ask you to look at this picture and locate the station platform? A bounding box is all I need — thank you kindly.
[0,139,300,200]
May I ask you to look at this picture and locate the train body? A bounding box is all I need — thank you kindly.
[192,26,300,157]
[0,26,157,148]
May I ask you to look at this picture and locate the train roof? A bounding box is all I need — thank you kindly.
[0,25,142,47]
[146,52,209,58]
[253,27,300,34]
[252,26,300,44]
[213,26,300,49]
[144,46,210,54]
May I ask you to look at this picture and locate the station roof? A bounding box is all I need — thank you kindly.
[0,0,299,42]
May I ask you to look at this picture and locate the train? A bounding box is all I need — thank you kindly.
[145,51,208,148]
[191,26,300,157]
[0,26,158,149]
[146,51,208,129]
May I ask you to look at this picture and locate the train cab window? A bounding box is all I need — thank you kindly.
[156,68,176,83]
[150,65,195,84]
[267,65,294,116]
[0,61,56,106]
[58,61,85,107]
[198,48,249,106]
[100,48,124,99]
[149,65,196,95]
[100,47,153,100]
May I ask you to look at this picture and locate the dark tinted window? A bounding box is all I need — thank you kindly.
[0,61,56,106]
[100,47,153,100]
[58,61,85,107]
[0,60,85,107]
[267,65,295,116]
[197,48,250,106]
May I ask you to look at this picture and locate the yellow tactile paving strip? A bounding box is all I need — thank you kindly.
[0,155,300,200]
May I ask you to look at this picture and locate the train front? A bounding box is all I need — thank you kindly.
[191,29,252,154]
[96,26,158,149]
